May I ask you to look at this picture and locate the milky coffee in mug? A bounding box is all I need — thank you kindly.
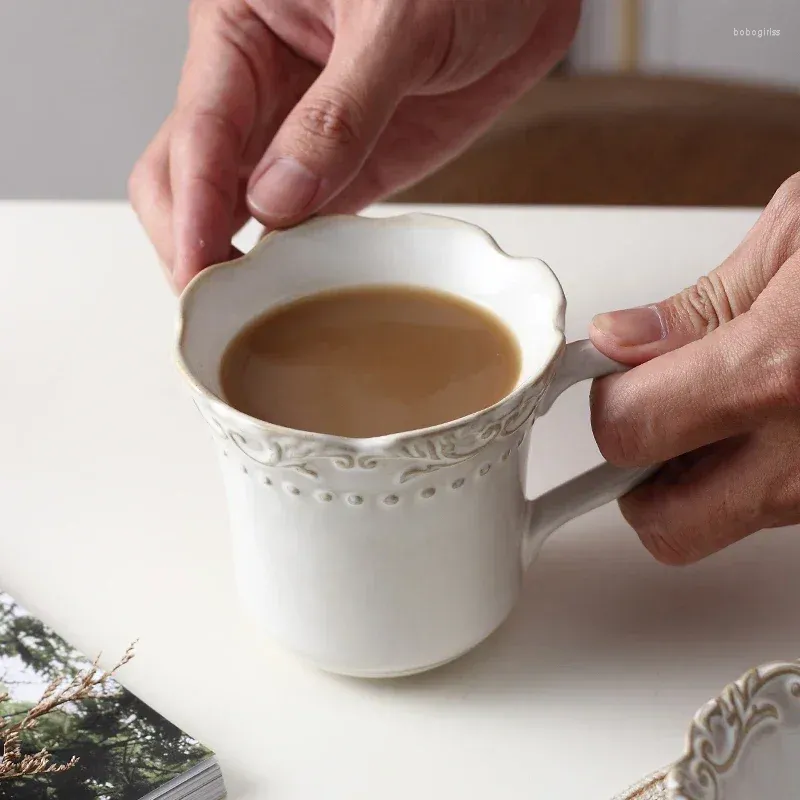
[219,285,522,438]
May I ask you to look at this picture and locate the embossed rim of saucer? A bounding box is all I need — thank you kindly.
[666,659,800,800]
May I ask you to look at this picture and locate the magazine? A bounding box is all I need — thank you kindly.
[0,591,225,800]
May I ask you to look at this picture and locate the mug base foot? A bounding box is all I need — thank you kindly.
[240,599,510,679]
[292,618,508,678]
[316,647,474,679]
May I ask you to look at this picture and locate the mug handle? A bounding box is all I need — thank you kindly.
[523,340,658,567]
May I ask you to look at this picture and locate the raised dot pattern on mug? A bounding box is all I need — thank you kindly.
[195,395,531,512]
[231,443,516,509]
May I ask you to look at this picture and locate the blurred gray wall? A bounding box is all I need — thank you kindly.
[0,1,188,199]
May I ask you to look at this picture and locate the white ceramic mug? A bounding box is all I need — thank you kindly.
[176,213,656,678]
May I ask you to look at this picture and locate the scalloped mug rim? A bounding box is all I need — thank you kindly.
[173,212,566,452]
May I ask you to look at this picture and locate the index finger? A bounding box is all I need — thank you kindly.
[169,4,279,288]
[129,115,175,274]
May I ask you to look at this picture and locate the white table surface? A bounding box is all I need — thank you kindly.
[2,201,797,800]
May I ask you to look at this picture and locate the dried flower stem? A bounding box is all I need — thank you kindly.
[0,642,136,780]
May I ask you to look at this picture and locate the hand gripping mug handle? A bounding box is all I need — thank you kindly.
[523,340,658,567]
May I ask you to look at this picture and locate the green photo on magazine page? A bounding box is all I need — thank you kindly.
[0,591,226,800]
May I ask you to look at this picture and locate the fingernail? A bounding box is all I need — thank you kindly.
[248,157,320,221]
[592,306,665,346]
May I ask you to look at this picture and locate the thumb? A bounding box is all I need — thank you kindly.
[590,274,762,367]
[246,38,407,228]
[590,177,800,365]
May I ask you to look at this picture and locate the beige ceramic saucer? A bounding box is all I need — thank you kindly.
[611,659,800,800]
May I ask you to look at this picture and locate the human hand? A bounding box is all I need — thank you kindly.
[129,0,579,290]
[589,174,800,565]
